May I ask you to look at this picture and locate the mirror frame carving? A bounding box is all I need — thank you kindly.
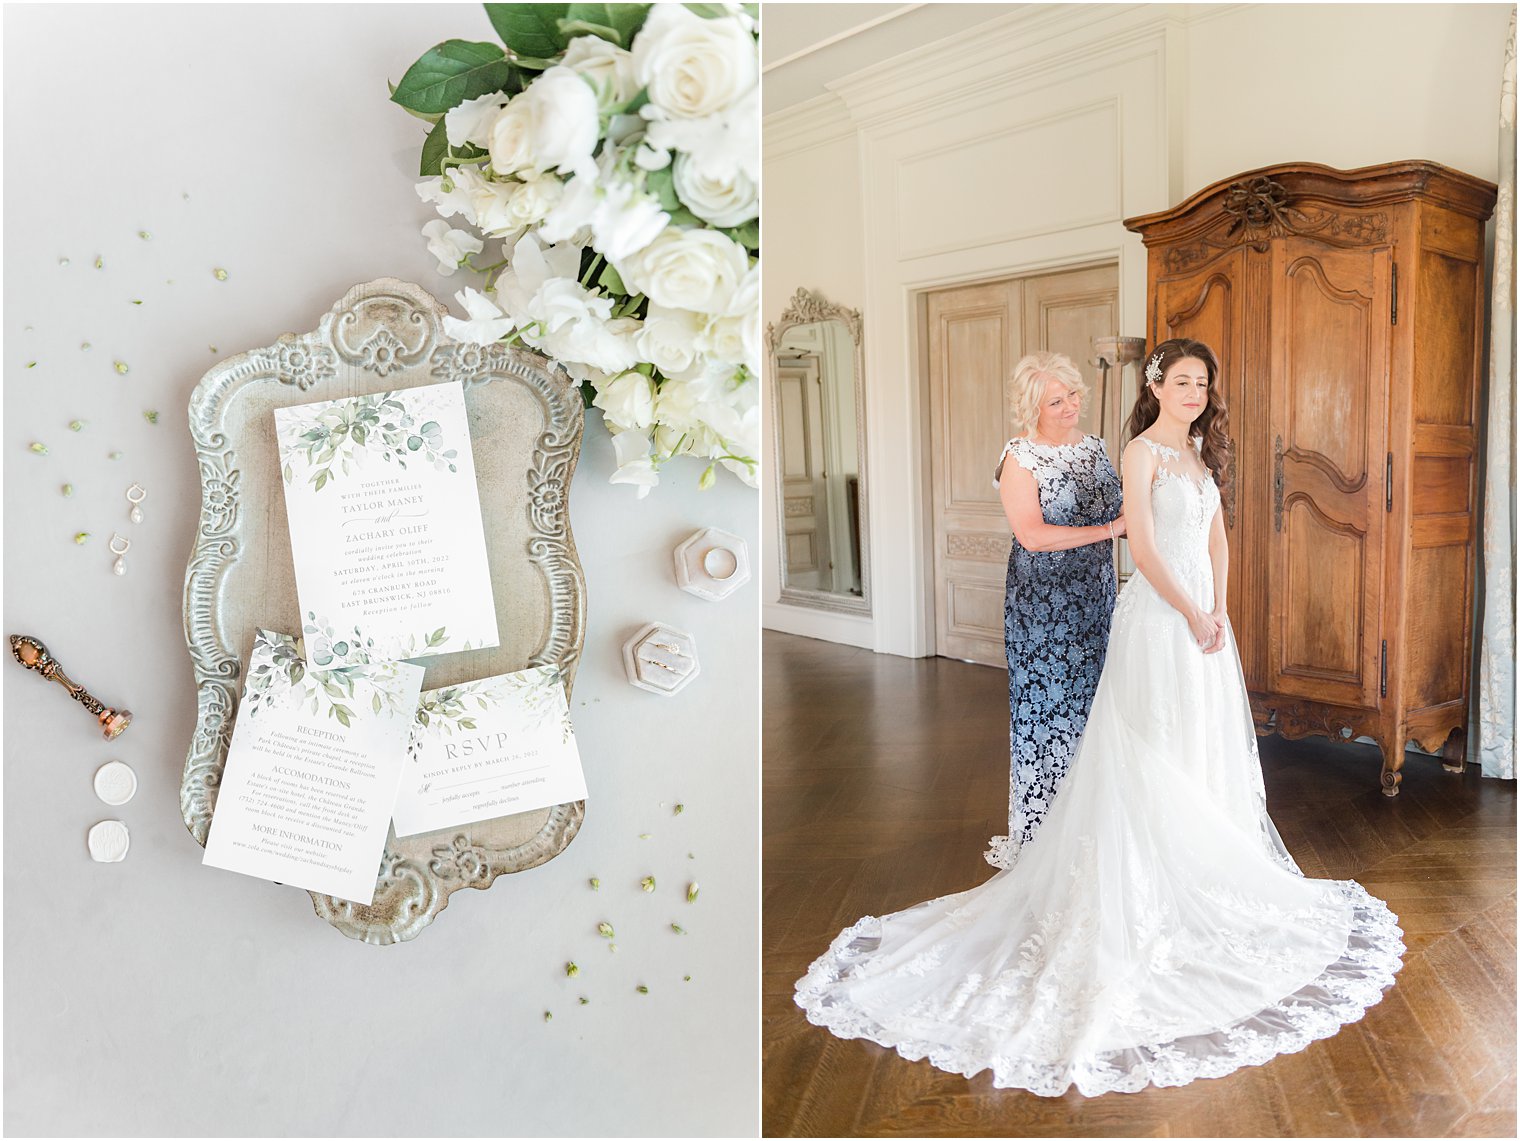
[766,287,871,617]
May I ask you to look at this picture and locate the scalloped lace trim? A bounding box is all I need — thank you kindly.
[984,834,1021,870]
[794,881,1404,1097]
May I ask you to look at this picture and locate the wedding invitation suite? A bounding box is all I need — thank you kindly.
[274,381,499,666]
[203,629,426,905]
[393,665,589,837]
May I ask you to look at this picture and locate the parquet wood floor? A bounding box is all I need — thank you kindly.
[762,632,1517,1138]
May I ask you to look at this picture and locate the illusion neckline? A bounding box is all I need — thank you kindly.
[1019,433,1093,451]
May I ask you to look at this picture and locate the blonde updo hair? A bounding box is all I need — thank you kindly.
[1008,351,1088,437]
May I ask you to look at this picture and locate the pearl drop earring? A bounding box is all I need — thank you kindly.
[109,533,130,576]
[126,482,146,524]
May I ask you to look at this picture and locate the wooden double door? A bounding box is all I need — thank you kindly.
[1155,237,1393,711]
[923,264,1119,666]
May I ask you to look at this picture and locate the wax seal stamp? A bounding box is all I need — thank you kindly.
[8,634,133,739]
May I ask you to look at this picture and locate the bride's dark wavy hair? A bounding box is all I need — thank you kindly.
[1124,337,1233,510]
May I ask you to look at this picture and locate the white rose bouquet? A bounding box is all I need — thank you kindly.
[392,2,760,497]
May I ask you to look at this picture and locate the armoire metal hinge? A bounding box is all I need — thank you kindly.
[1380,640,1388,698]
[1391,262,1398,325]
[1385,453,1393,512]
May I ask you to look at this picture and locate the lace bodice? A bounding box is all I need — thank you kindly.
[1130,435,1220,606]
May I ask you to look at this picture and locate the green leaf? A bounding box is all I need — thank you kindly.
[373,692,383,713]
[313,469,329,491]
[387,79,444,123]
[559,4,652,48]
[290,664,305,686]
[420,116,451,177]
[485,3,569,57]
[723,219,759,251]
[333,705,352,728]
[407,436,423,451]
[391,40,515,115]
[621,86,650,115]
[646,165,679,211]
[428,627,447,646]
[682,3,728,18]
[598,261,627,295]
[667,205,702,229]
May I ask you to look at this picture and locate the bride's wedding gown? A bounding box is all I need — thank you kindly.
[794,437,1404,1096]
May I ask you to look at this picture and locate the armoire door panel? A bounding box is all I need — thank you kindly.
[1268,239,1390,708]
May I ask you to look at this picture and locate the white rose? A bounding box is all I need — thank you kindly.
[636,303,705,378]
[616,228,750,313]
[673,152,757,227]
[524,66,601,177]
[445,91,511,149]
[632,4,757,119]
[592,369,657,431]
[421,219,483,276]
[562,35,638,111]
[487,99,537,177]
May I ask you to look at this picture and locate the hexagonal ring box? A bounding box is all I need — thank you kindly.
[622,622,700,696]
[674,527,750,601]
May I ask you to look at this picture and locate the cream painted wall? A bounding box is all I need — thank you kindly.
[763,2,1509,656]
[1184,4,1510,192]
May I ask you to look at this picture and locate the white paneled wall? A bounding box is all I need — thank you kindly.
[762,2,1509,656]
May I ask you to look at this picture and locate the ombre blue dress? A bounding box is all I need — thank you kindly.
[987,434,1122,868]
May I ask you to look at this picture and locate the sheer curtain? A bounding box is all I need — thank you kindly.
[1480,9,1516,782]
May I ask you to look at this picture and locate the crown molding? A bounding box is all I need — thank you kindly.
[763,92,857,159]
[825,3,1190,131]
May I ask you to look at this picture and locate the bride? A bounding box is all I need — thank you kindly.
[794,338,1404,1096]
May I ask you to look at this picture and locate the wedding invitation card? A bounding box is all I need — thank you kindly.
[393,665,589,837]
[203,629,426,905]
[274,381,499,666]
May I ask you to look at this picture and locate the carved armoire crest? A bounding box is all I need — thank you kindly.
[1126,161,1498,796]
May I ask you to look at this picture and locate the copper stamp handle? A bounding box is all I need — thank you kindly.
[8,634,132,739]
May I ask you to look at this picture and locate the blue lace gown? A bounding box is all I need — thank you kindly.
[987,434,1123,868]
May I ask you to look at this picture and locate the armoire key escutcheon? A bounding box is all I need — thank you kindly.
[1125,161,1497,796]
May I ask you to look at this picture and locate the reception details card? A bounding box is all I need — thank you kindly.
[203,629,426,905]
[393,666,588,838]
[274,381,499,666]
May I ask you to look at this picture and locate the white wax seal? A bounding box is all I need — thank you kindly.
[87,819,130,862]
[93,760,137,806]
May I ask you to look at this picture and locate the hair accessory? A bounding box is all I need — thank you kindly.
[126,482,146,524]
[1144,352,1165,384]
[8,634,133,738]
[109,533,130,576]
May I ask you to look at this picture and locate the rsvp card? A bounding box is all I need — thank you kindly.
[203,629,426,905]
[274,381,499,666]
[393,665,589,837]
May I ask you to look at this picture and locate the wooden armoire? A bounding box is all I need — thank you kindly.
[1124,161,1497,796]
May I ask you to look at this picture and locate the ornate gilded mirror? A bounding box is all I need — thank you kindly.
[767,288,869,615]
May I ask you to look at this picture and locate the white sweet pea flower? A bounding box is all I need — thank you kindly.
[672,152,757,227]
[637,303,706,379]
[494,231,585,321]
[615,227,750,314]
[592,369,657,432]
[443,287,517,345]
[539,146,669,261]
[445,91,512,149]
[699,264,760,373]
[421,219,484,276]
[562,35,639,111]
[632,4,757,119]
[609,427,660,497]
[639,84,758,185]
[544,313,641,375]
[416,175,479,226]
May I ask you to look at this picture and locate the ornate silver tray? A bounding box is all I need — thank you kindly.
[181,278,586,944]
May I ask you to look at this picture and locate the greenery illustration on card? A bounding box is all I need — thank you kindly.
[394,664,586,837]
[272,380,500,668]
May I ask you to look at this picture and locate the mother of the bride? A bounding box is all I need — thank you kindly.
[987,351,1124,868]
